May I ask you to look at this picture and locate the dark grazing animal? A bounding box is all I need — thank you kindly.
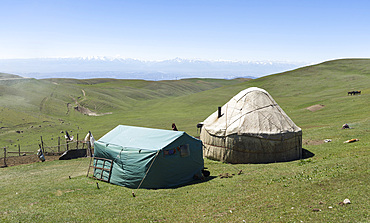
[348,91,361,95]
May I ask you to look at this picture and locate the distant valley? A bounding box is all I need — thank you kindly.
[0,57,306,80]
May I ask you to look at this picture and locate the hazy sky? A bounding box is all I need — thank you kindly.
[1,0,369,63]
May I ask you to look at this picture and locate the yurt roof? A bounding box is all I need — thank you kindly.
[203,87,301,137]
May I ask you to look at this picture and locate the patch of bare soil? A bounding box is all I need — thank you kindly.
[74,105,112,116]
[303,139,324,146]
[306,104,325,112]
[0,155,61,167]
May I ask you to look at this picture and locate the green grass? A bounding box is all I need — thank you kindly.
[0,139,368,222]
[0,77,249,153]
[0,59,369,222]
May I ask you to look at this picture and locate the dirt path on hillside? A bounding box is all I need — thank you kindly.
[69,90,112,116]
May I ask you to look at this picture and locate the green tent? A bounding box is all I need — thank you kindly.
[94,125,204,189]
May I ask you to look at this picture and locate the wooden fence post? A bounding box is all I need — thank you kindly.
[40,136,44,153]
[18,144,21,156]
[3,147,7,167]
[58,137,60,152]
[88,141,92,157]
[76,133,79,149]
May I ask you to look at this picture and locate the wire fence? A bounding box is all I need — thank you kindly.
[1,133,91,167]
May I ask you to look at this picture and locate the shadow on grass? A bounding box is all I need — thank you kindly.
[302,148,315,159]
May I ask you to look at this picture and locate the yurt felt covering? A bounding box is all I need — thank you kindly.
[200,87,302,164]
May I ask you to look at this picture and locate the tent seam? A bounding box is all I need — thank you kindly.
[136,150,160,190]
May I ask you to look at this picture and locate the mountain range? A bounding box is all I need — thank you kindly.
[0,57,306,80]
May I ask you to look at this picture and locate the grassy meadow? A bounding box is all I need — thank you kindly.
[0,59,369,222]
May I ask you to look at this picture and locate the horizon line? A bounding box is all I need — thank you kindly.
[0,56,310,64]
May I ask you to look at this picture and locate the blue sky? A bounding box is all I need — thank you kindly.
[1,0,369,64]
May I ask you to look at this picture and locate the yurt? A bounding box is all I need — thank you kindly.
[200,87,302,164]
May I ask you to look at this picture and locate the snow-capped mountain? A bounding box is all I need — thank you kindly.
[0,57,305,80]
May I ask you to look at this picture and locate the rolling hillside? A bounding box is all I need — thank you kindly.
[0,59,369,222]
[0,59,369,151]
[0,76,249,149]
